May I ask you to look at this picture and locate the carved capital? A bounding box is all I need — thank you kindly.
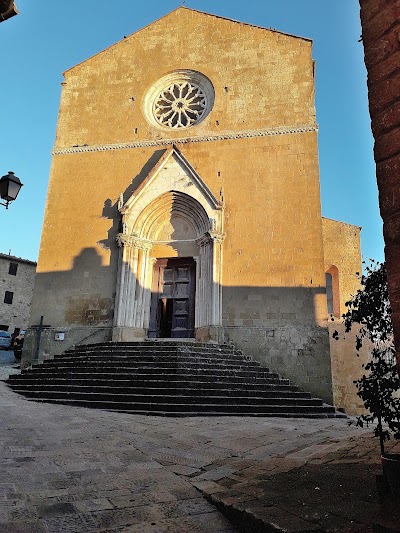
[116,233,153,250]
[208,230,226,244]
[196,231,225,247]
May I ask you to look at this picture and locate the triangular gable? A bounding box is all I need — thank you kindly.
[120,145,222,215]
[64,7,310,74]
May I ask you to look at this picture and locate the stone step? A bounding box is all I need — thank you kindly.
[64,344,243,356]
[18,370,290,386]
[13,388,324,406]
[71,341,234,350]
[22,360,279,378]
[13,393,336,414]
[33,358,263,370]
[7,340,344,419]
[8,383,312,399]
[53,352,257,364]
[7,377,304,393]
[15,398,347,419]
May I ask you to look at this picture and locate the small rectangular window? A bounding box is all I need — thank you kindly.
[9,263,18,276]
[4,291,13,305]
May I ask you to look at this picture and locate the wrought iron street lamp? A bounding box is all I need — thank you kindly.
[0,171,23,208]
[0,1,19,23]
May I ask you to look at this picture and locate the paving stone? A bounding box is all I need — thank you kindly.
[190,480,226,494]
[37,501,77,517]
[43,513,97,532]
[194,465,239,481]
[0,520,48,532]
[73,498,115,512]
[91,507,155,529]
[245,503,323,532]
[166,464,201,476]
[178,497,218,515]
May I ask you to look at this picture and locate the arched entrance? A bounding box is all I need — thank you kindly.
[113,146,225,342]
[149,257,196,338]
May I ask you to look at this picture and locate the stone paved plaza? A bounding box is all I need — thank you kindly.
[1,367,391,533]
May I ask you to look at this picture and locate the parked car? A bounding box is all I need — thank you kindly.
[0,331,12,350]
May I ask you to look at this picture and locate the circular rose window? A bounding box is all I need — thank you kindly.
[143,70,215,130]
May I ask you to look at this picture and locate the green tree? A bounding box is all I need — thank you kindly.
[334,261,400,454]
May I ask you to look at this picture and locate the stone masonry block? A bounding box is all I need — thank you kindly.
[374,126,400,162]
[373,101,400,136]
[362,3,400,44]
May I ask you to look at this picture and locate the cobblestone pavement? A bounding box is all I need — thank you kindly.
[0,381,392,532]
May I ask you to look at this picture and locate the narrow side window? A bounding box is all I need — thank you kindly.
[9,262,18,276]
[4,291,14,305]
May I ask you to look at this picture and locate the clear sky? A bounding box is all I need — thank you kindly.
[0,0,383,264]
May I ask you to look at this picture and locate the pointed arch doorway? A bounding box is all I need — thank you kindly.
[113,146,225,343]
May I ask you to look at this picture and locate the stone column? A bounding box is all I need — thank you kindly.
[113,233,153,341]
[359,0,400,373]
[195,231,225,340]
[209,230,225,327]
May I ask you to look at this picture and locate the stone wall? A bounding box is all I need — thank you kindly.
[359,0,400,373]
[321,218,367,414]
[0,254,36,334]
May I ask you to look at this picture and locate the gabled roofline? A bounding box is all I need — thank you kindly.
[63,7,182,75]
[0,252,37,266]
[63,6,311,75]
[121,144,222,213]
[182,6,312,43]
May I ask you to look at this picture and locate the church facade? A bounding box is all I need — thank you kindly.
[24,8,362,409]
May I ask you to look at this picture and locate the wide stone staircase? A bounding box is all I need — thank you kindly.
[6,341,345,418]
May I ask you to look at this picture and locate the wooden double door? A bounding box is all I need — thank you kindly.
[148,258,196,338]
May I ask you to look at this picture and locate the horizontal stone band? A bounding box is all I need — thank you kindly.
[52,124,318,155]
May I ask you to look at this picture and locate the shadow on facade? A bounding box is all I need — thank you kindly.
[24,245,333,402]
[98,148,168,251]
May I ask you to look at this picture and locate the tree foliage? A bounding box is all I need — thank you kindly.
[335,261,400,451]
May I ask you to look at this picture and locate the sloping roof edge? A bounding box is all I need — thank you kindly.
[0,253,37,265]
[322,216,362,231]
[184,6,312,42]
[63,6,312,75]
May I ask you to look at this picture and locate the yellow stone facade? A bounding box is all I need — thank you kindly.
[25,8,362,409]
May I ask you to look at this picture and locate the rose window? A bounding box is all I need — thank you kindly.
[153,82,207,129]
[143,70,215,130]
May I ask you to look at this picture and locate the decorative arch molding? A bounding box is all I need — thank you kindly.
[113,146,225,342]
[134,191,211,241]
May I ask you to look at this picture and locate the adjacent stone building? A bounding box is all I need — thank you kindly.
[0,253,36,335]
[24,7,362,410]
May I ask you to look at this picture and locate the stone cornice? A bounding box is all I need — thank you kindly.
[52,124,318,155]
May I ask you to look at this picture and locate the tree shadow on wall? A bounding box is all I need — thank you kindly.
[98,148,168,251]
[32,247,114,328]
[97,148,169,295]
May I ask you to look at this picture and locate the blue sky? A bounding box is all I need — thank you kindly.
[0,0,383,264]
